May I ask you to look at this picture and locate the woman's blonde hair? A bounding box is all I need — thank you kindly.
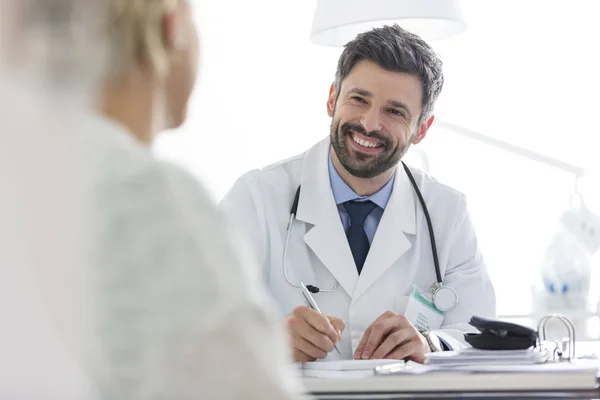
[108,0,174,78]
[1,0,177,89]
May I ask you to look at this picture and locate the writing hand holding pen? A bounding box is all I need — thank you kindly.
[284,283,345,362]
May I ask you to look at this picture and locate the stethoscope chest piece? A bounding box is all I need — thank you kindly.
[431,283,458,312]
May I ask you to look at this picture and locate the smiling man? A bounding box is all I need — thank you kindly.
[220,25,496,363]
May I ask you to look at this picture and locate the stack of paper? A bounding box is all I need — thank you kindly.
[425,348,550,367]
[302,359,401,379]
[304,363,600,394]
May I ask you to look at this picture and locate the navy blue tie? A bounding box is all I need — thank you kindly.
[344,200,377,274]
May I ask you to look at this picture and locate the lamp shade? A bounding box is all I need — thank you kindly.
[310,0,467,46]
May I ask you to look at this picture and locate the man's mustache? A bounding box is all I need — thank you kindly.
[341,123,390,148]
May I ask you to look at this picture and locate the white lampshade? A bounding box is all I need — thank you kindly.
[310,0,467,46]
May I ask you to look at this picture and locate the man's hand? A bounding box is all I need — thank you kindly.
[286,306,345,362]
[354,311,429,363]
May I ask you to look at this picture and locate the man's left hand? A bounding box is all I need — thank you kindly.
[354,311,430,363]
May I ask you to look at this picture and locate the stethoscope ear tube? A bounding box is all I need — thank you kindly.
[284,185,338,293]
[290,185,301,216]
[401,162,442,285]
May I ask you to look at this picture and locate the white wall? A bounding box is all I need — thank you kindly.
[156,0,600,325]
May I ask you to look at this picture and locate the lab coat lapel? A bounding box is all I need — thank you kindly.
[296,138,358,297]
[351,165,417,302]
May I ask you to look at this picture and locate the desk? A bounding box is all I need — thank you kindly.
[302,365,600,400]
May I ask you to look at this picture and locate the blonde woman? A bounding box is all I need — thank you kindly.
[88,1,308,399]
[1,1,307,399]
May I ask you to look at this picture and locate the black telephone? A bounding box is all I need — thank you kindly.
[464,315,538,350]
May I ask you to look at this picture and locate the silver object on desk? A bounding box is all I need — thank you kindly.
[300,282,342,356]
[537,314,576,361]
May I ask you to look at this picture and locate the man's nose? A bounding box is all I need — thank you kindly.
[360,108,383,133]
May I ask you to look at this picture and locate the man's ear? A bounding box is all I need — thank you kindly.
[412,115,435,144]
[327,83,336,117]
[161,9,177,50]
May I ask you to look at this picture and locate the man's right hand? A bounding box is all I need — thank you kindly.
[286,306,345,362]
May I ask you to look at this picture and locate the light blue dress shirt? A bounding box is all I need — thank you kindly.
[328,153,395,243]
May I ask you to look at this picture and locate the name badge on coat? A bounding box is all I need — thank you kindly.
[404,285,446,331]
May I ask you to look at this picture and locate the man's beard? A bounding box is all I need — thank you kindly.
[330,118,411,179]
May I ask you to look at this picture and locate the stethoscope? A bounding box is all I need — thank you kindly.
[283,161,458,312]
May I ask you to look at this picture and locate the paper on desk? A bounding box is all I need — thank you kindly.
[302,359,400,371]
[374,360,436,376]
[425,361,600,379]
[304,363,599,392]
[302,359,402,379]
[425,348,550,366]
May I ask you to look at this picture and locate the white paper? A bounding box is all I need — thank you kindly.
[425,348,550,366]
[302,359,400,371]
[302,359,403,379]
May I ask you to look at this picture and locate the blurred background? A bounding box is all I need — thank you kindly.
[156,0,600,340]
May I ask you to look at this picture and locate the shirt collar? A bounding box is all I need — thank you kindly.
[328,150,395,209]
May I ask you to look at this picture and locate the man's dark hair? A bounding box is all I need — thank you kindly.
[334,24,444,124]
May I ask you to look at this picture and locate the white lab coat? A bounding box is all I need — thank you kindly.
[220,137,497,357]
[53,113,307,400]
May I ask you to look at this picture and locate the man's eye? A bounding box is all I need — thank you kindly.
[351,96,367,103]
[389,109,405,117]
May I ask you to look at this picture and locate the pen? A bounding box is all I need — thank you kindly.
[300,282,342,356]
